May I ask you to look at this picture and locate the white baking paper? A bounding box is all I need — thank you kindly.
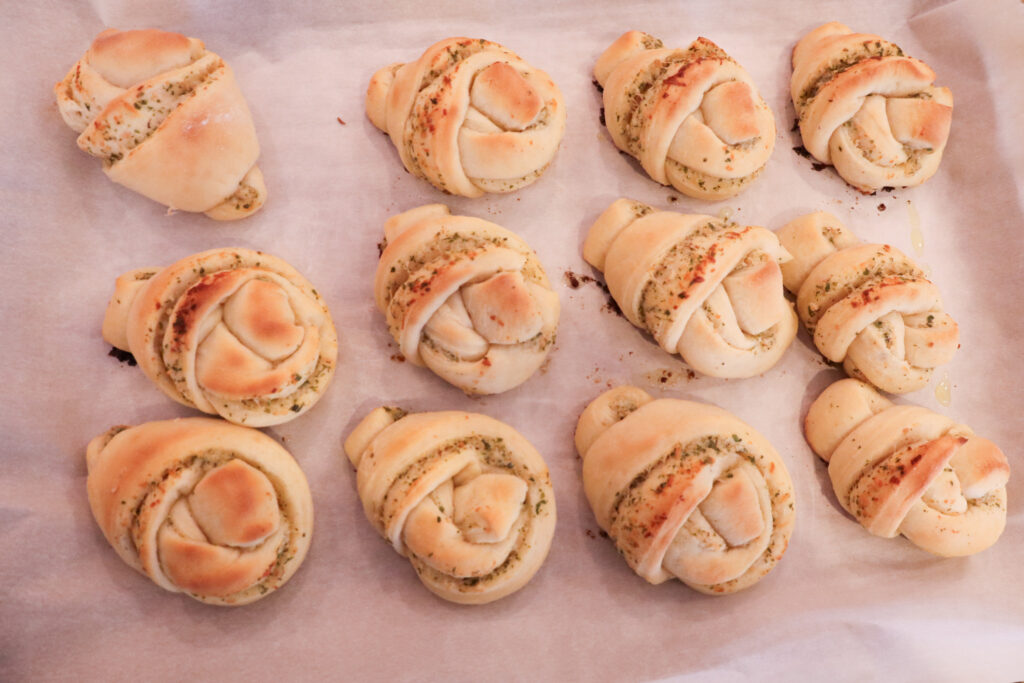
[1,0,1022,680]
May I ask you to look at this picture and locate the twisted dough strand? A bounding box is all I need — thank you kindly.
[805,379,1009,556]
[86,418,313,605]
[777,211,958,393]
[102,248,338,426]
[366,37,566,197]
[576,386,795,594]
[594,31,775,200]
[791,22,953,192]
[584,198,796,378]
[344,407,556,604]
[375,204,559,394]
[55,29,265,219]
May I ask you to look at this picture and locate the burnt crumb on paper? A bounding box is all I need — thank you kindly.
[592,79,604,94]
[598,530,609,539]
[336,117,346,125]
[877,203,886,212]
[377,240,386,257]
[563,270,623,318]
[585,529,597,539]
[599,107,605,127]
[390,354,405,363]
[108,347,137,366]
[668,195,678,203]
[791,118,800,133]
[792,145,828,171]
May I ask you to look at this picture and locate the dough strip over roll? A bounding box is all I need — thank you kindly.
[366,37,566,197]
[344,407,556,604]
[777,211,958,394]
[102,247,338,426]
[375,204,559,394]
[805,379,1009,556]
[575,386,795,594]
[583,198,796,378]
[55,28,266,219]
[594,31,775,200]
[86,418,313,605]
[791,22,952,192]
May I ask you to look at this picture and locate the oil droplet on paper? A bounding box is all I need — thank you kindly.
[907,200,924,255]
[717,207,733,222]
[934,371,952,407]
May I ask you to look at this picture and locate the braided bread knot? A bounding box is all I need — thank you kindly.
[86,418,313,605]
[55,28,265,219]
[594,31,775,200]
[344,407,556,604]
[375,204,559,394]
[366,37,566,197]
[791,22,953,192]
[806,379,1009,556]
[584,199,796,378]
[778,211,958,394]
[575,386,795,594]
[103,248,338,426]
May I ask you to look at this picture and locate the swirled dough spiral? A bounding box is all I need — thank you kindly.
[55,28,265,219]
[575,386,794,594]
[375,204,559,394]
[777,211,958,393]
[805,379,1009,556]
[366,37,566,197]
[791,22,953,192]
[594,31,775,200]
[86,418,313,605]
[584,198,796,378]
[102,248,338,426]
[343,407,556,604]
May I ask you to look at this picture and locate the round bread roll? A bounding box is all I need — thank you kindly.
[375,204,559,394]
[576,386,795,595]
[777,211,958,394]
[791,22,953,192]
[343,407,556,604]
[583,198,797,378]
[102,247,338,426]
[85,418,313,605]
[594,31,775,200]
[805,379,1009,556]
[55,28,265,219]
[366,37,566,197]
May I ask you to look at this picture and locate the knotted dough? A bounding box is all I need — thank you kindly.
[805,379,1009,556]
[344,407,556,604]
[576,386,795,594]
[55,28,265,219]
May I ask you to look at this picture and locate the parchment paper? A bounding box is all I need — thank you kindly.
[2,1,1022,680]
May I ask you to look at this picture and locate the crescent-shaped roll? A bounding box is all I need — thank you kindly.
[374,204,559,394]
[343,407,556,604]
[805,379,1009,556]
[575,386,795,594]
[791,22,953,192]
[366,37,566,197]
[86,418,313,605]
[55,28,266,219]
[777,211,958,394]
[584,198,797,378]
[594,31,775,200]
[102,248,338,426]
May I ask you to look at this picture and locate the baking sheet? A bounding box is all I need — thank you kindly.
[2,0,1023,680]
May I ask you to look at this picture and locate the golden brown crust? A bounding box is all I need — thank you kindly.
[85,418,313,605]
[102,248,338,426]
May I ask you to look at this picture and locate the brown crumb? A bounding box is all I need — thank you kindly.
[564,270,624,318]
[337,117,346,125]
[598,530,609,539]
[109,347,137,366]
[668,195,678,203]
[791,118,800,133]
[377,240,386,257]
[390,354,405,363]
[585,529,596,539]
[877,203,886,212]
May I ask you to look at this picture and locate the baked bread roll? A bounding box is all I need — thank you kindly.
[805,379,1009,556]
[102,248,337,426]
[584,198,797,378]
[594,31,775,200]
[375,204,559,394]
[366,37,566,197]
[86,418,313,605]
[777,211,958,394]
[791,22,953,192]
[576,386,794,594]
[55,28,265,219]
[343,407,556,604]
